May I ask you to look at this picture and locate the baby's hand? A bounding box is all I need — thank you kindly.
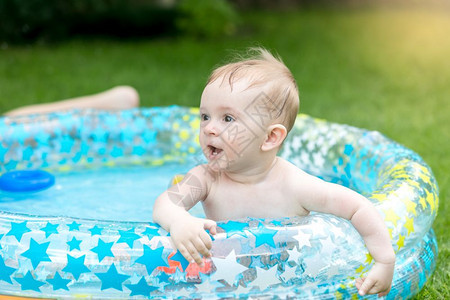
[169,216,217,267]
[356,261,395,297]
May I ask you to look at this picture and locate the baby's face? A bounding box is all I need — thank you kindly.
[199,78,274,173]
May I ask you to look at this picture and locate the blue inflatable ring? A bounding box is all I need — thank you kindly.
[0,106,439,299]
[0,170,55,192]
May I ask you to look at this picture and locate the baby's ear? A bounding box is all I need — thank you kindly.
[261,124,287,152]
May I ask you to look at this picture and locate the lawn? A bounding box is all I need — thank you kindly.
[1,4,449,299]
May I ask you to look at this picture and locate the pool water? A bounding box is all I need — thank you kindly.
[0,163,205,222]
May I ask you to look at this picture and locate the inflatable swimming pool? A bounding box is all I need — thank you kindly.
[0,106,438,299]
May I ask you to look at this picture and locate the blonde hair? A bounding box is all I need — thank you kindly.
[207,47,299,132]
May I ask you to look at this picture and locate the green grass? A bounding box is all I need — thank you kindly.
[1,4,449,299]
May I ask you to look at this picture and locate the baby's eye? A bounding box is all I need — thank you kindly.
[201,114,210,121]
[224,115,235,122]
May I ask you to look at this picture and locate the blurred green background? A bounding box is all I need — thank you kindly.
[0,0,449,298]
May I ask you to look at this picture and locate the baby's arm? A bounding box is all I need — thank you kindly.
[152,166,217,266]
[298,173,395,296]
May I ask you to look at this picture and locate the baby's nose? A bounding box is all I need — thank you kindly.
[204,121,219,136]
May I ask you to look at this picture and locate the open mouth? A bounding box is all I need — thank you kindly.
[207,145,223,159]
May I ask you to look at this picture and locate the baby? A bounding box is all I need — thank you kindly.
[153,48,395,296]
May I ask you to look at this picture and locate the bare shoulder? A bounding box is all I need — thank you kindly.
[276,158,325,190]
[276,157,312,179]
[273,158,316,215]
[184,165,216,197]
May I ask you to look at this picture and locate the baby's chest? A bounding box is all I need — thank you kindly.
[204,183,301,219]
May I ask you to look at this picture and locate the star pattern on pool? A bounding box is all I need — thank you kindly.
[169,250,190,271]
[91,238,114,262]
[0,256,15,283]
[21,238,52,268]
[62,254,90,280]
[125,276,159,296]
[6,221,31,242]
[0,206,439,298]
[248,223,279,248]
[46,272,71,291]
[95,263,130,291]
[89,225,103,236]
[15,271,45,292]
[135,245,169,275]
[117,228,141,248]
[219,221,249,238]
[67,221,80,231]
[40,223,59,238]
[210,250,247,285]
[67,237,82,251]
